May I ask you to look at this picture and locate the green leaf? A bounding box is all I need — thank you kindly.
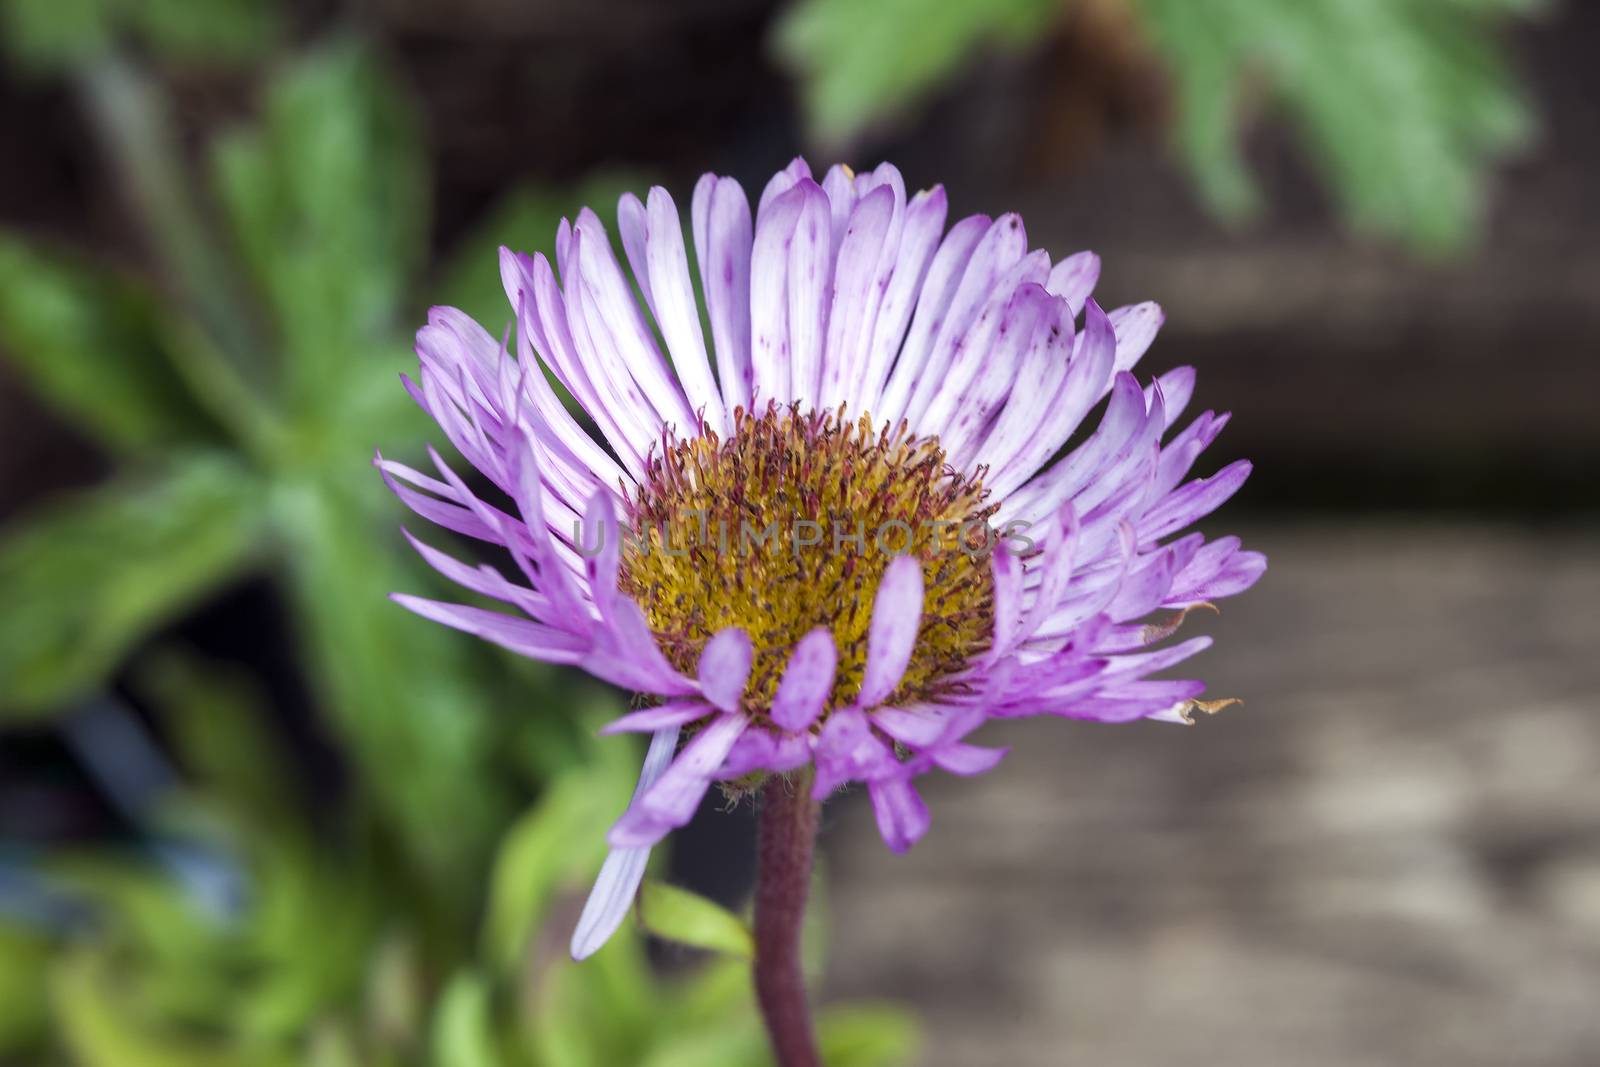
[0,0,113,73]
[481,767,622,973]
[432,972,501,1067]
[634,1021,768,1067]
[816,1004,923,1067]
[52,949,300,1067]
[273,476,510,899]
[0,924,52,1054]
[124,0,280,64]
[638,882,755,960]
[136,649,293,821]
[210,39,427,406]
[1134,0,1544,250]
[0,234,219,450]
[773,0,1058,146]
[0,455,264,717]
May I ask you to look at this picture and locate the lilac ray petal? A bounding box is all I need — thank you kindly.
[616,192,654,310]
[1173,550,1268,602]
[1108,302,1164,377]
[943,280,1058,466]
[559,242,656,473]
[1150,411,1227,502]
[749,182,809,405]
[1161,534,1240,598]
[1137,460,1253,543]
[812,706,899,797]
[699,628,754,713]
[378,455,501,545]
[757,156,813,219]
[574,208,695,424]
[987,541,1024,663]
[581,489,623,616]
[600,701,716,736]
[1046,250,1101,313]
[786,182,832,408]
[1006,369,1149,526]
[555,216,574,277]
[870,704,950,747]
[610,713,748,846]
[572,216,697,434]
[718,729,812,778]
[820,162,857,256]
[771,627,837,732]
[1018,502,1079,641]
[868,776,930,853]
[401,528,549,617]
[857,555,926,708]
[1053,679,1207,723]
[423,442,580,586]
[645,186,726,434]
[901,216,1034,430]
[819,184,896,408]
[506,299,628,494]
[970,296,1075,488]
[1097,636,1214,684]
[833,164,906,407]
[1102,540,1196,622]
[390,595,588,663]
[692,177,755,416]
[1148,366,1196,429]
[571,726,680,959]
[928,741,1009,777]
[1070,388,1166,519]
[855,184,948,414]
[988,298,1117,502]
[504,433,596,623]
[876,212,991,426]
[519,252,608,427]
[583,597,699,697]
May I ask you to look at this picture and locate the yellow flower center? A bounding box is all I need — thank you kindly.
[619,403,998,729]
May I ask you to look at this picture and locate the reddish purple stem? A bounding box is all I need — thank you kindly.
[754,771,821,1067]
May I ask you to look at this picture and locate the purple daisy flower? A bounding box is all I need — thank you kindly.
[378,158,1264,962]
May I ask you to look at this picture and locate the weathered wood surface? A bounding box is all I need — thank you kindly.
[821,523,1600,1066]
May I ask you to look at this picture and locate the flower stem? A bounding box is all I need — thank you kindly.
[754,770,821,1067]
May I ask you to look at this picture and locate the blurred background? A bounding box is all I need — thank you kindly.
[1,0,1596,1064]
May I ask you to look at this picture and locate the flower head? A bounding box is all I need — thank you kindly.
[378,158,1265,958]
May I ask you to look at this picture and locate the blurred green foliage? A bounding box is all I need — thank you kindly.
[775,0,1545,251]
[4,665,913,1067]
[773,0,1059,148]
[0,9,919,1065]
[0,0,279,72]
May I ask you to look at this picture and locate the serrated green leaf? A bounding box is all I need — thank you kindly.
[0,455,264,717]
[0,234,219,450]
[1135,0,1543,250]
[773,0,1058,146]
[211,39,427,407]
[638,882,755,960]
